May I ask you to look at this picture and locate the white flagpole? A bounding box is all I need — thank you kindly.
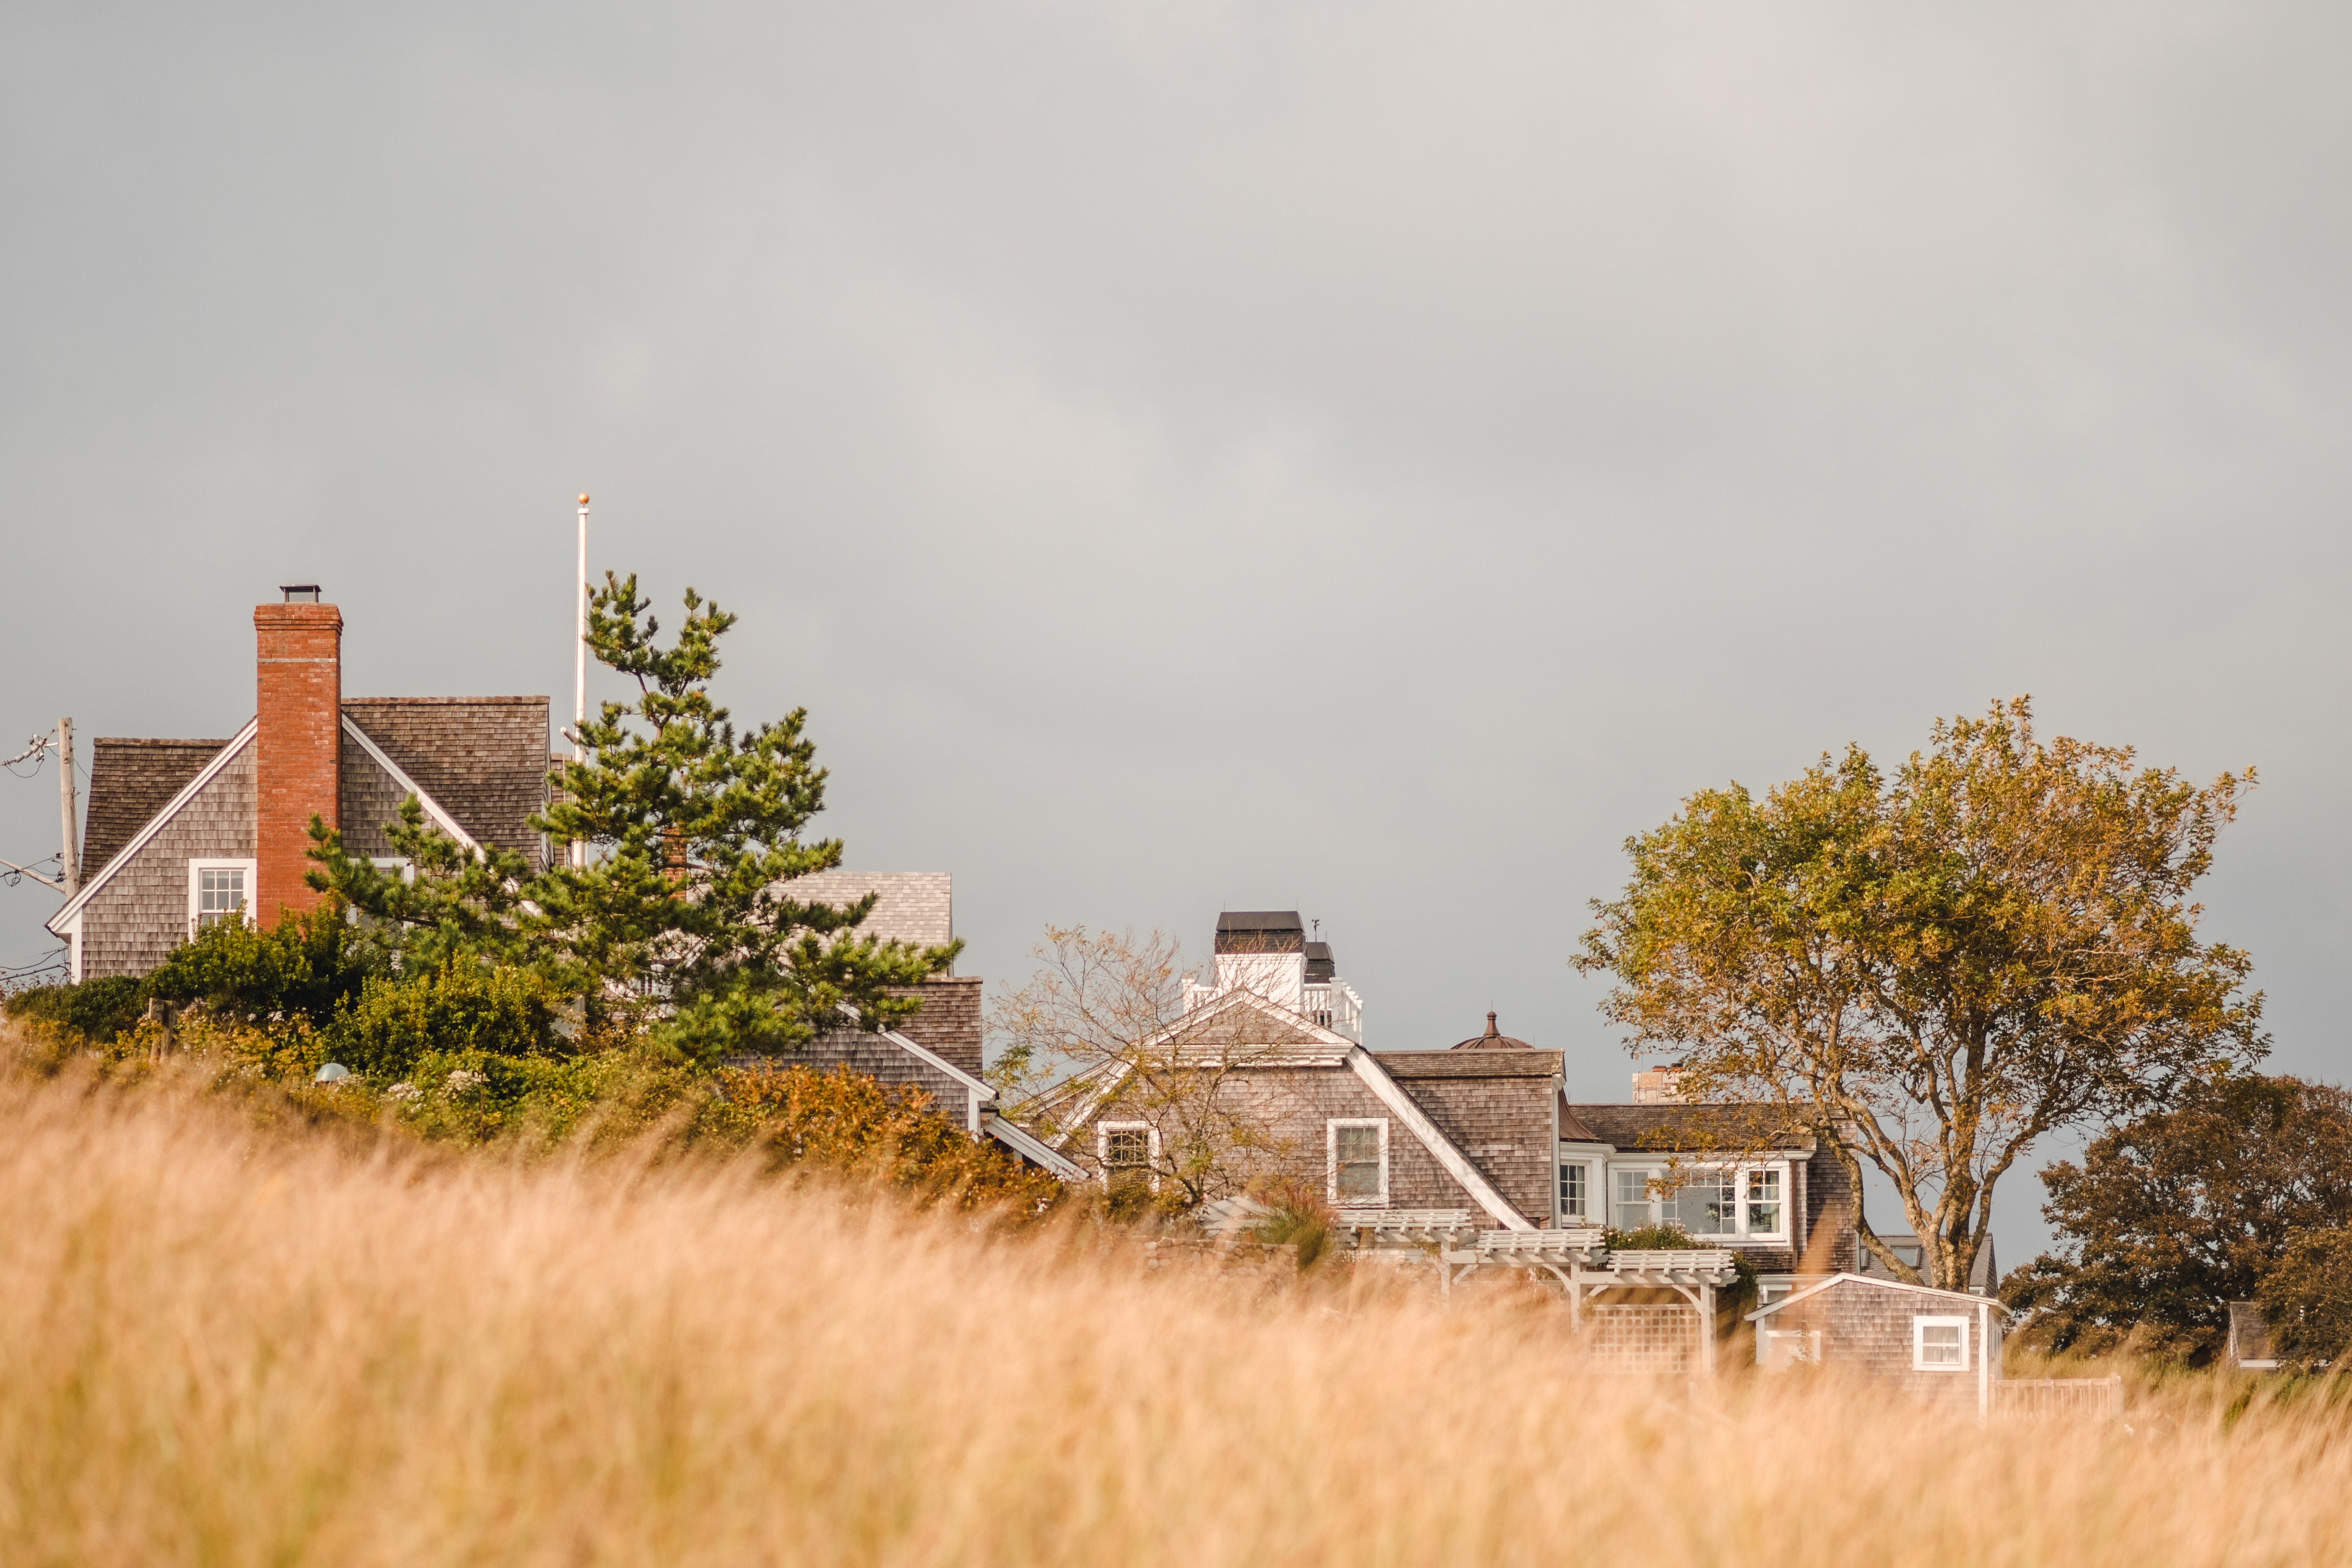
[572,493,589,869]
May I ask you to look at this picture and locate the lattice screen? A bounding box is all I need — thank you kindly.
[1585,1304,1700,1373]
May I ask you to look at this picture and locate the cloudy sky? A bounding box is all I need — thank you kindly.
[5,2,2346,1256]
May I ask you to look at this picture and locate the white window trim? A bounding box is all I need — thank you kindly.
[1605,1159,1794,1243]
[1913,1314,1970,1372]
[1096,1122,1160,1189]
[186,858,259,938]
[1557,1157,1594,1223]
[1328,1118,1390,1209]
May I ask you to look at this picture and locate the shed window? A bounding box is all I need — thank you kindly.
[1329,1120,1388,1207]
[1913,1315,1969,1371]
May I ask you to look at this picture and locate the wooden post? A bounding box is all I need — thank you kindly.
[56,718,78,895]
[1701,1282,1716,1374]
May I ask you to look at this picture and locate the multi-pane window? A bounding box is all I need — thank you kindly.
[196,866,247,930]
[1668,1173,1737,1236]
[1102,1125,1152,1194]
[1914,1316,1968,1370]
[1615,1168,1654,1231]
[1558,1161,1588,1219]
[1332,1121,1385,1204]
[1746,1169,1783,1234]
[1611,1164,1788,1239]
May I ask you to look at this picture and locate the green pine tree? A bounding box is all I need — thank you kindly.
[308,572,955,1062]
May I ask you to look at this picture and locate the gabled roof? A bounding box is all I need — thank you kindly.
[80,737,234,881]
[1745,1271,2013,1322]
[341,698,549,854]
[1013,988,1538,1232]
[49,720,258,936]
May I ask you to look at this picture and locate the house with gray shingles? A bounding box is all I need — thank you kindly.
[753,870,1079,1177]
[1036,911,1874,1371]
[41,591,1073,1179]
[48,588,555,979]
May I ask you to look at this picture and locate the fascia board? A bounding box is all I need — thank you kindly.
[1138,987,1356,1054]
[984,1115,1083,1179]
[47,719,259,935]
[1344,1046,1533,1232]
[1745,1270,2013,1322]
[339,715,480,851]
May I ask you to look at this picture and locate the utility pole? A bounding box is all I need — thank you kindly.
[56,717,78,896]
[0,720,78,895]
[572,493,589,870]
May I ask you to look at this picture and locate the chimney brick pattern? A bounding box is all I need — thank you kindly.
[254,602,342,925]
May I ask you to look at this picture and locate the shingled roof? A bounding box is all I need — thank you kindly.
[341,698,550,855]
[782,870,954,950]
[81,737,233,881]
[1566,1100,1816,1152]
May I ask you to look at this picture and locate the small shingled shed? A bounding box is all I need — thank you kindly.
[1747,1273,2009,1417]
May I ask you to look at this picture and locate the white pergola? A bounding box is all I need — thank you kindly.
[1338,1215,1739,1373]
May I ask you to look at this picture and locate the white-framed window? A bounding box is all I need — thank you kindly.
[1097,1122,1158,1193]
[1558,1159,1590,1220]
[1913,1315,1969,1371]
[370,857,416,883]
[187,859,257,936]
[1610,1161,1792,1242]
[1328,1118,1389,1207]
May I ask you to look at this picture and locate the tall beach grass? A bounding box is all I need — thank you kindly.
[1,1050,2346,1566]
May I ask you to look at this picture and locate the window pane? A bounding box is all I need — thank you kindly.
[1559,1163,1586,1218]
[1746,1169,1782,1234]
[1106,1128,1149,1169]
[1669,1174,1736,1236]
[1335,1124,1381,1199]
[197,867,246,929]
[1614,1170,1653,1231]
[1920,1323,1963,1366]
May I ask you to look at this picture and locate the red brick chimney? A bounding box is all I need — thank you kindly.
[254,588,341,925]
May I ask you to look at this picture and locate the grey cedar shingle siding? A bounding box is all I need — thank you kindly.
[337,741,410,860]
[890,976,982,1075]
[1761,1278,1992,1410]
[80,738,233,883]
[77,740,255,979]
[340,698,551,867]
[786,1027,983,1129]
[1378,1049,1560,1226]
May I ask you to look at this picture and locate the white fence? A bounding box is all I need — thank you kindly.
[1992,1377,2123,1420]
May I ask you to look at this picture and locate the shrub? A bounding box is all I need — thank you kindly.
[1248,1176,1336,1267]
[714,1064,1065,1217]
[321,961,560,1079]
[2,976,146,1043]
[145,902,384,1028]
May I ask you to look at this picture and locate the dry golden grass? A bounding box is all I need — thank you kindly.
[2,1055,2348,1567]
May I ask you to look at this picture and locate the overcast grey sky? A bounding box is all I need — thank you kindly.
[4,2,2346,1257]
